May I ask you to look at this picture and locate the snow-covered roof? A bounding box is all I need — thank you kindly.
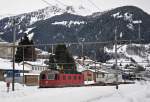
[81,69,95,72]
[0,58,30,71]
[88,63,101,67]
[37,51,50,55]
[24,59,48,66]
[97,69,109,74]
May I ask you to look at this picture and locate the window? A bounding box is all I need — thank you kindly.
[41,74,46,80]
[15,73,20,77]
[32,67,34,70]
[68,76,71,80]
[102,73,105,78]
[48,74,55,80]
[74,76,76,80]
[63,76,66,80]
[78,76,81,80]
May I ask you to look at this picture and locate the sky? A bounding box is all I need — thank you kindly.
[0,0,150,16]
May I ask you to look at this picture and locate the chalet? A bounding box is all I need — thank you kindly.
[95,69,122,84]
[22,60,48,74]
[21,60,48,85]
[95,68,123,84]
[81,69,95,81]
[75,56,94,66]
[0,58,30,82]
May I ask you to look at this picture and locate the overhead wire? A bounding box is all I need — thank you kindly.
[41,0,53,6]
[87,0,101,11]
[55,0,67,7]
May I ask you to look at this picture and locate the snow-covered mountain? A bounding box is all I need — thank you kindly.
[0,5,150,65]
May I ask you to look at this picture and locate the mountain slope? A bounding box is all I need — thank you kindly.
[0,6,150,63]
[79,6,150,42]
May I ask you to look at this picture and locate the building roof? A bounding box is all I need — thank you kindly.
[81,69,95,72]
[22,59,48,66]
[0,58,30,71]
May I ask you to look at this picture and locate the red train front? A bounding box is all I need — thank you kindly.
[39,70,84,88]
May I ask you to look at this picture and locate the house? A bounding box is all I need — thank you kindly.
[22,60,48,74]
[81,69,96,81]
[21,60,48,85]
[95,68,123,84]
[0,58,30,82]
[75,56,94,66]
[76,58,123,84]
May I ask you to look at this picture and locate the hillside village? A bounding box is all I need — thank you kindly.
[0,38,150,86]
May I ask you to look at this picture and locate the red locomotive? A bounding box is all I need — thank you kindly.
[39,69,84,88]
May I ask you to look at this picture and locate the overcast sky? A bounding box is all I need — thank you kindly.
[0,0,150,15]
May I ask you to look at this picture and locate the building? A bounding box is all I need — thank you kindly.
[0,42,12,59]
[0,58,30,82]
[24,73,40,86]
[22,60,48,74]
[95,68,123,84]
[81,69,95,81]
[21,60,48,85]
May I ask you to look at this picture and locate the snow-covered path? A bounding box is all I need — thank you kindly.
[0,81,150,102]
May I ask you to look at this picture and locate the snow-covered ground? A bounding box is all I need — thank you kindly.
[0,81,150,102]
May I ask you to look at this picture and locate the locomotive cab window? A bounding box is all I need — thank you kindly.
[48,74,55,80]
[68,76,71,80]
[40,74,46,80]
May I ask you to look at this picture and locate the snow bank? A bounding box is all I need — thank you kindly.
[0,81,150,102]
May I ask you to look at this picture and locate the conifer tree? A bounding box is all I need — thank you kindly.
[48,54,57,70]
[48,44,77,73]
[15,34,36,62]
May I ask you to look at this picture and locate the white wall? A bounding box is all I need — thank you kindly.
[96,73,122,83]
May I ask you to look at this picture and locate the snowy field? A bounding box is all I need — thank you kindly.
[0,81,150,102]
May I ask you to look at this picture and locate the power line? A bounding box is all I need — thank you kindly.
[55,0,67,7]
[41,0,53,6]
[0,39,144,48]
[87,0,100,11]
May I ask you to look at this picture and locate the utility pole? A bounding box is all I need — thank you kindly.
[132,20,142,42]
[51,44,54,54]
[138,22,141,41]
[138,20,142,41]
[115,27,118,89]
[81,43,84,65]
[23,47,25,86]
[12,18,16,91]
[94,52,97,82]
